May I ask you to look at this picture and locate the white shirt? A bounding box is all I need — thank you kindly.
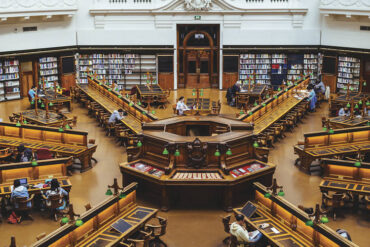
[176,101,190,115]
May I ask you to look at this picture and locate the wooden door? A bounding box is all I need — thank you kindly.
[21,72,33,97]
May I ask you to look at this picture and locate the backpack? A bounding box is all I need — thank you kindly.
[7,211,20,224]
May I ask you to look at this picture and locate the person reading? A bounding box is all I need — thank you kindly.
[28,86,37,102]
[11,179,31,209]
[176,96,190,115]
[230,214,262,246]
[338,106,350,117]
[108,109,125,124]
[307,85,317,112]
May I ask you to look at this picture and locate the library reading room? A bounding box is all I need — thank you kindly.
[0,0,370,246]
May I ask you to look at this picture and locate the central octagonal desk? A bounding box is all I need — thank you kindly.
[120,116,275,211]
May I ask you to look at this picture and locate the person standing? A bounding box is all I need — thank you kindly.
[176,96,190,115]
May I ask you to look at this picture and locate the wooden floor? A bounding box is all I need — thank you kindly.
[0,90,369,247]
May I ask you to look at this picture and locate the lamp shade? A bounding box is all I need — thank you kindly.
[99,82,102,85]
[359,100,362,104]
[61,217,69,224]
[278,87,281,91]
[137,101,141,106]
[320,216,329,224]
[23,120,27,124]
[129,102,134,107]
[31,160,38,166]
[367,101,370,106]
[108,88,112,92]
[305,220,314,226]
[136,141,142,147]
[119,192,126,199]
[118,95,122,98]
[65,124,71,129]
[226,148,232,156]
[16,121,21,127]
[142,111,146,115]
[126,93,129,98]
[264,193,271,198]
[364,81,367,86]
[214,149,221,157]
[354,161,361,167]
[253,141,259,148]
[162,148,169,155]
[274,95,278,99]
[328,128,334,134]
[254,101,258,106]
[31,100,35,105]
[58,127,64,132]
[262,103,266,107]
[105,188,113,196]
[41,103,45,108]
[75,219,84,227]
[249,111,253,116]
[346,102,351,108]
[174,149,180,157]
[355,104,359,109]
[278,190,285,197]
[151,110,156,115]
[239,110,244,115]
[38,99,42,103]
[322,127,327,131]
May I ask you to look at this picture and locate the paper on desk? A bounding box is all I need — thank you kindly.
[33,183,44,189]
[271,227,280,234]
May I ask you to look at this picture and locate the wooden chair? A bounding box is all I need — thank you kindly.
[145,216,167,247]
[157,94,167,109]
[322,192,346,220]
[41,194,66,221]
[0,148,12,163]
[236,93,249,109]
[222,215,231,245]
[125,230,153,247]
[12,194,35,222]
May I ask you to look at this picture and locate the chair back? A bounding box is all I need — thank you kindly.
[230,235,239,247]
[157,217,167,236]
[0,148,11,158]
[46,194,64,209]
[222,215,231,234]
[36,148,53,160]
[14,195,33,211]
[332,193,345,207]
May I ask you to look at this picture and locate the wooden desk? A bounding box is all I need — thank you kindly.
[0,122,97,172]
[294,126,370,173]
[320,178,370,196]
[329,93,369,117]
[328,116,370,129]
[0,177,71,197]
[185,98,212,115]
[239,84,267,102]
[13,109,73,127]
[136,84,164,101]
[32,183,158,247]
[0,157,72,184]
[41,90,72,112]
[233,182,358,247]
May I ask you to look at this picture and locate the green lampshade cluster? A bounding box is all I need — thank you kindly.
[305,220,314,227]
[65,124,71,129]
[264,193,271,198]
[151,110,156,115]
[322,127,327,131]
[118,95,122,98]
[254,101,258,106]
[328,128,334,134]
[41,103,45,108]
[320,216,329,224]
[105,188,113,196]
[354,161,361,167]
[31,100,35,105]
[137,101,142,106]
[59,127,64,132]
[129,102,134,107]
[226,148,232,156]
[174,149,180,157]
[253,141,259,148]
[136,141,142,147]
[31,160,38,166]
[61,217,69,224]
[16,121,21,127]
[49,102,54,107]
[214,149,221,157]
[23,120,27,124]
[142,111,146,115]
[99,82,102,85]
[75,219,84,227]
[278,87,281,92]
[108,88,112,92]
[274,95,278,99]
[162,148,169,155]
[262,103,266,107]
[239,110,244,115]
[355,104,359,109]
[346,102,351,108]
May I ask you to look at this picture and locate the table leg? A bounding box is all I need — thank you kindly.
[223,187,233,212]
[161,186,169,212]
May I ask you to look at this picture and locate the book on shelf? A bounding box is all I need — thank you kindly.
[239,54,271,84]
[39,56,59,87]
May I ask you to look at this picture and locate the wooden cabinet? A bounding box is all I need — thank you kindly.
[222,72,238,89]
[61,73,76,90]
[322,74,337,93]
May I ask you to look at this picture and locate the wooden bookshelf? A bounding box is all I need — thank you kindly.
[304,53,318,84]
[39,56,59,88]
[337,56,361,93]
[239,54,271,84]
[287,54,304,84]
[0,59,21,101]
[271,53,287,88]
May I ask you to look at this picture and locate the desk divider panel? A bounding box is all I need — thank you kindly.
[23,128,43,140]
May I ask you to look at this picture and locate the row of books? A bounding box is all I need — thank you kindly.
[40,69,58,76]
[0,73,19,81]
[337,78,359,84]
[3,67,19,73]
[338,67,360,74]
[40,62,57,70]
[39,57,57,63]
[240,64,271,69]
[338,57,360,62]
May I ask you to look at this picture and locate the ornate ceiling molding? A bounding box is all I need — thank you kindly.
[0,0,77,19]
[320,0,370,16]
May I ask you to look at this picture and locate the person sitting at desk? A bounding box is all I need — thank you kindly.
[176,96,190,115]
[307,85,317,112]
[230,214,262,246]
[28,86,37,102]
[16,144,34,162]
[42,179,69,220]
[11,179,31,209]
[314,78,326,95]
[108,109,125,124]
[338,106,350,117]
[354,108,361,117]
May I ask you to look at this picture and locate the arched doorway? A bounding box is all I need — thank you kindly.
[177,25,219,88]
